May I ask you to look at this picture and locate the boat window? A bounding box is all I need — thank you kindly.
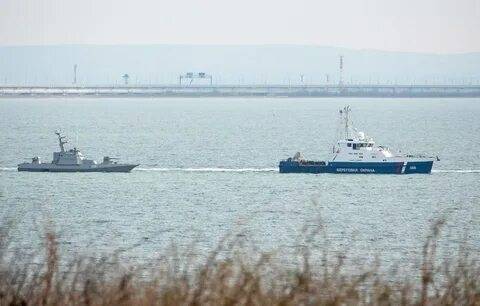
[347,143,351,147]
[368,143,373,147]
[354,143,369,149]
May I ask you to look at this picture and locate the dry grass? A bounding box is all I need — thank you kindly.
[0,219,478,306]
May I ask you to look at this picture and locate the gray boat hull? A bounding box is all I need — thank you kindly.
[17,163,139,172]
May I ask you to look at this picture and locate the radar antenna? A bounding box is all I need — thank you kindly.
[55,131,68,152]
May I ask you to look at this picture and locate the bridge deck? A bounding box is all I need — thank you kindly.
[1,85,479,97]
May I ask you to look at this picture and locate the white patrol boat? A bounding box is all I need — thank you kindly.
[18,132,139,172]
[279,106,438,174]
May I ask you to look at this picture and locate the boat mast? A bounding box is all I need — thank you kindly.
[342,106,351,139]
[55,131,67,152]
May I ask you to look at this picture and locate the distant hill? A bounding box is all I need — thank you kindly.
[0,44,479,86]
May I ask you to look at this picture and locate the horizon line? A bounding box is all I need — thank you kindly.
[1,43,479,56]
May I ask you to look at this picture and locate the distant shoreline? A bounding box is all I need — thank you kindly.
[1,84,480,98]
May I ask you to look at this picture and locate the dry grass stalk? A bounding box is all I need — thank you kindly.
[0,218,478,306]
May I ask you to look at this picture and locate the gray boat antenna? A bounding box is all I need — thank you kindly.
[55,131,68,152]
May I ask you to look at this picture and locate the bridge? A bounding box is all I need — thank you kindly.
[1,84,480,97]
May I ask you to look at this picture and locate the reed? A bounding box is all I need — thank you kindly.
[0,219,478,306]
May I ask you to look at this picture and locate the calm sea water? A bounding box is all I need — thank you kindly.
[0,98,479,265]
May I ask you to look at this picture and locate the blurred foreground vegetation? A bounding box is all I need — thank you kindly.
[0,219,478,306]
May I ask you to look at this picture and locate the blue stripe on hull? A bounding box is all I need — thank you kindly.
[329,161,404,174]
[279,161,433,174]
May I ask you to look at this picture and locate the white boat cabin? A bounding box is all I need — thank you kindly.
[332,136,394,162]
[330,106,433,163]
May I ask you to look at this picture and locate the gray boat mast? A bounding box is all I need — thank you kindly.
[55,131,68,152]
[340,105,351,139]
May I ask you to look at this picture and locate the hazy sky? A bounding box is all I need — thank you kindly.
[1,0,479,53]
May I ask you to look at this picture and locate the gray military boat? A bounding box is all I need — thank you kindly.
[18,132,139,172]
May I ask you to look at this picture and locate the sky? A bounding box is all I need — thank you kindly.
[0,0,479,54]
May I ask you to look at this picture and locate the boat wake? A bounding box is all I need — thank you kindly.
[2,167,479,174]
[0,167,16,172]
[432,169,480,173]
[0,166,277,173]
[135,167,278,173]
